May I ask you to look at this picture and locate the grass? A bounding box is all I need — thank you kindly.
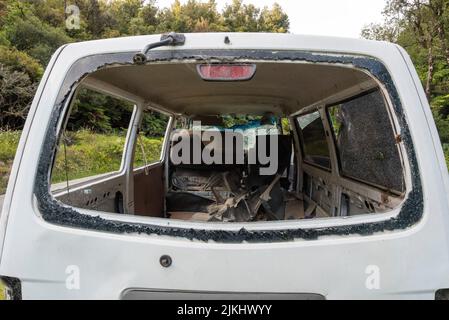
[0,130,163,194]
[0,130,21,194]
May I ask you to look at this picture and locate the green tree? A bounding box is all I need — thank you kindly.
[0,64,37,129]
[0,0,290,133]
[108,0,143,35]
[258,3,289,33]
[156,0,223,33]
[222,0,260,32]
[3,1,72,64]
[0,45,43,81]
[129,0,160,35]
[32,0,65,28]
[362,0,449,158]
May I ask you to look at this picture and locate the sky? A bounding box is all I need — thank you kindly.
[155,0,387,39]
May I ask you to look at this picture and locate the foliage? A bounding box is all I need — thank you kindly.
[50,130,163,184]
[0,64,37,129]
[0,128,163,197]
[0,0,290,132]
[3,1,73,64]
[140,111,170,137]
[0,130,21,163]
[0,45,43,80]
[67,88,135,133]
[362,0,449,167]
[0,130,21,194]
[67,88,170,137]
[281,118,291,134]
[133,132,165,168]
[222,0,289,33]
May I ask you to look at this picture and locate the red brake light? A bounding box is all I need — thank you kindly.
[197,64,256,81]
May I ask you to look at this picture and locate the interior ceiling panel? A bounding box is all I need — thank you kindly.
[86,61,374,115]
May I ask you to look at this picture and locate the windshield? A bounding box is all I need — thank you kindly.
[191,113,281,149]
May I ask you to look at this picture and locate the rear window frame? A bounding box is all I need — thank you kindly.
[33,48,423,243]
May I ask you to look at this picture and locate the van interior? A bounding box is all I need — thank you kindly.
[51,61,406,223]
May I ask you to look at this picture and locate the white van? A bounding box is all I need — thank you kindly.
[1,33,449,300]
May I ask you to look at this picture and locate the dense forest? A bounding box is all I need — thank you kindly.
[1,0,449,149]
[0,0,289,133]
[362,0,449,157]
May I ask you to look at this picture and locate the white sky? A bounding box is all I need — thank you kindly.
[155,0,387,38]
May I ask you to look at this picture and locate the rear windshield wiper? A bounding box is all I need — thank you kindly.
[133,32,186,64]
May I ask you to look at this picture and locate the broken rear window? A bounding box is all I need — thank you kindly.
[327,89,405,192]
[36,48,420,242]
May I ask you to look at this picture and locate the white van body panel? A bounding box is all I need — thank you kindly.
[0,33,448,299]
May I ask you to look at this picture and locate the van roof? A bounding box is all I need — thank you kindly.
[62,33,399,116]
[63,32,397,59]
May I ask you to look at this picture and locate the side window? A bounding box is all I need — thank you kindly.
[51,87,134,184]
[327,90,405,192]
[297,110,331,169]
[133,109,170,169]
